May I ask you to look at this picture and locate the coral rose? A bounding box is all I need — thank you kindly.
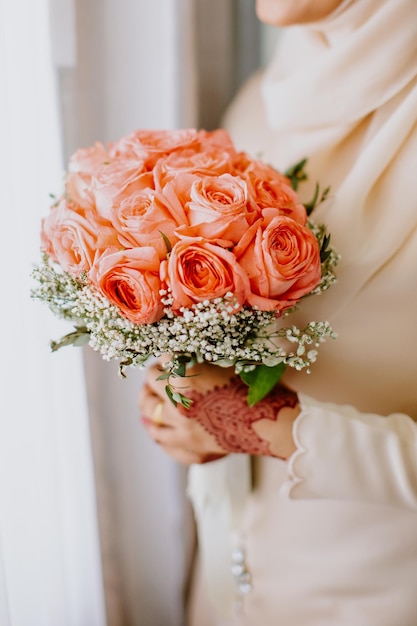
[239,215,321,312]
[197,129,237,154]
[244,160,307,225]
[41,198,99,275]
[66,172,96,213]
[153,148,233,188]
[110,129,199,167]
[183,174,257,242]
[161,237,249,312]
[158,172,197,225]
[110,187,179,258]
[92,160,148,218]
[69,141,110,175]
[90,247,163,324]
[66,142,112,213]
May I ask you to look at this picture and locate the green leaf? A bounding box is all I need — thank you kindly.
[159,231,172,255]
[179,395,193,410]
[50,327,90,352]
[304,182,319,216]
[73,334,91,347]
[178,354,192,364]
[173,362,186,378]
[321,186,330,203]
[320,233,332,263]
[165,385,177,406]
[284,159,308,191]
[305,183,331,216]
[240,363,286,407]
[156,371,171,381]
[119,357,133,378]
[165,385,193,409]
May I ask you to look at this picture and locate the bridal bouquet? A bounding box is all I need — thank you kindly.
[32,128,338,407]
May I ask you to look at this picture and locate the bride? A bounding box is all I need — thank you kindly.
[139,0,417,623]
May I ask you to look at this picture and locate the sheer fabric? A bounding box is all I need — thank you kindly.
[0,0,105,624]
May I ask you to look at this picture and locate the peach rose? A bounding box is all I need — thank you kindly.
[110,129,199,167]
[69,142,110,175]
[161,237,250,312]
[110,187,179,258]
[41,198,99,275]
[158,172,197,225]
[183,174,258,242]
[66,171,96,213]
[90,247,163,324]
[196,129,237,155]
[153,148,233,188]
[92,160,148,218]
[244,160,307,225]
[66,142,112,213]
[239,215,321,312]
[231,151,253,175]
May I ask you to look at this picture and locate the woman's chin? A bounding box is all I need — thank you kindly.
[255,0,346,27]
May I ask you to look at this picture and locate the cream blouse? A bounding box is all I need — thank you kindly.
[188,0,417,623]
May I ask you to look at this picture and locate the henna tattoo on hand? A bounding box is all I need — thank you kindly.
[182,380,298,457]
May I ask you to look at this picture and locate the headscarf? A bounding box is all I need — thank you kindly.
[243,0,417,412]
[189,0,417,614]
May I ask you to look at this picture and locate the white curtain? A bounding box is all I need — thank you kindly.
[59,2,199,625]
[0,0,106,625]
[0,0,264,624]
[56,2,264,625]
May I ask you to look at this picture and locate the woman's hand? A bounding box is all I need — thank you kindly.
[138,360,300,465]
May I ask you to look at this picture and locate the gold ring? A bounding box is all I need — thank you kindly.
[151,402,164,426]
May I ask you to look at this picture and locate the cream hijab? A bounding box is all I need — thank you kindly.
[262,0,417,132]
[225,0,417,412]
[189,0,417,614]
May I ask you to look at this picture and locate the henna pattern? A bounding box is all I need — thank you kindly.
[182,380,298,457]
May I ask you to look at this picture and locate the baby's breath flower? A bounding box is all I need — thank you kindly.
[31,255,336,381]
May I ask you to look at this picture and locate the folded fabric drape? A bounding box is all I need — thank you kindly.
[188,0,417,620]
